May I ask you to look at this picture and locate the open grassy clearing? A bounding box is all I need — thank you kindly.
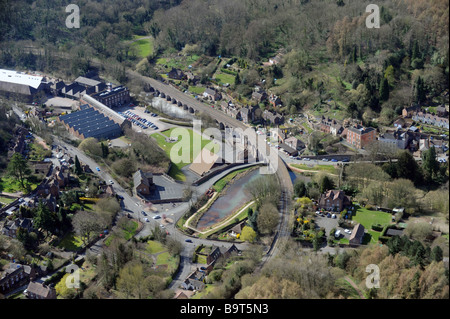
[129,35,154,58]
[147,240,166,254]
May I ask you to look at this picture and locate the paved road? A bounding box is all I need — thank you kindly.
[53,136,253,288]
[127,69,294,258]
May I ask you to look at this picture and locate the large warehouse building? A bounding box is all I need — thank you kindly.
[0,69,47,102]
[58,104,122,140]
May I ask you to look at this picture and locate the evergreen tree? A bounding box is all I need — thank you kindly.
[379,76,389,102]
[101,142,109,158]
[431,246,443,262]
[422,146,439,182]
[319,175,334,194]
[33,201,58,234]
[234,71,241,85]
[408,271,421,299]
[293,179,307,198]
[247,209,259,233]
[74,155,82,175]
[387,235,401,255]
[7,153,30,189]
[414,76,426,103]
[412,244,427,267]
[396,151,422,185]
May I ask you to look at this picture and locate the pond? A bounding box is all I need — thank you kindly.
[196,169,261,230]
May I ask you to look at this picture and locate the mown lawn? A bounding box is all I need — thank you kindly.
[214,72,235,85]
[189,86,206,95]
[350,205,392,243]
[151,128,217,181]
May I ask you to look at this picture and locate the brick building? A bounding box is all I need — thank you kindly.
[346,125,376,149]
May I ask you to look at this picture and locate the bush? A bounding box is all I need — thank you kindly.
[378,236,390,244]
[371,224,384,231]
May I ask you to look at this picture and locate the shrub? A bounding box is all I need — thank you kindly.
[371,224,384,231]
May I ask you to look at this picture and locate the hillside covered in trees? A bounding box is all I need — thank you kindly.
[1,0,448,122]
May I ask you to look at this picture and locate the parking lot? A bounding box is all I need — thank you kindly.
[115,105,170,134]
[315,212,353,240]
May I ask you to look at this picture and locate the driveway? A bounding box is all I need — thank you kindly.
[315,214,339,236]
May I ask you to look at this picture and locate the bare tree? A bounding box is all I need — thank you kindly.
[72,211,103,246]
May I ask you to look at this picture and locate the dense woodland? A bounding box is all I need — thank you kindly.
[0,0,448,122]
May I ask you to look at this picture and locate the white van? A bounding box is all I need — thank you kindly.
[334,230,341,238]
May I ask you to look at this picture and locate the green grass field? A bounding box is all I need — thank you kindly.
[130,36,154,58]
[189,86,206,95]
[151,128,217,181]
[350,205,392,243]
[147,240,166,254]
[0,196,16,205]
[214,72,235,85]
[0,176,39,194]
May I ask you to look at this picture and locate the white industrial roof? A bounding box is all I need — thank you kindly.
[0,69,44,89]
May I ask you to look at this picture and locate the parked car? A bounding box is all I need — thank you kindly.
[326,213,331,218]
[141,211,147,216]
[322,158,329,162]
[331,159,338,162]
[344,229,352,234]
[341,158,349,162]
[334,230,341,238]
[185,239,193,243]
[303,158,310,161]
[96,167,100,171]
[331,214,337,219]
[152,215,161,219]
